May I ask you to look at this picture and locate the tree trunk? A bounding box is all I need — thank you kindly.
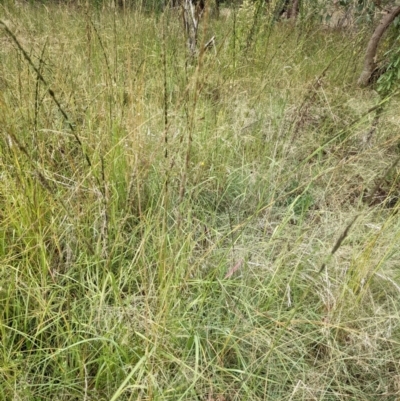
[358,5,400,87]
[182,0,200,57]
[287,0,299,19]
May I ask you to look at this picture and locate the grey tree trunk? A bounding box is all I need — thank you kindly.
[358,5,400,87]
[182,0,200,57]
[289,0,299,19]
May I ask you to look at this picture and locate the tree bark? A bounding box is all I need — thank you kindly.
[288,0,299,19]
[358,5,400,87]
[182,0,200,57]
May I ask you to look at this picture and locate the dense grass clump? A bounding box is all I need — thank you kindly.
[1,2,400,400]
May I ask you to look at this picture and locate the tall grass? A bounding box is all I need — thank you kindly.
[1,2,400,400]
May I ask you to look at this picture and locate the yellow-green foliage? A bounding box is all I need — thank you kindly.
[1,3,400,400]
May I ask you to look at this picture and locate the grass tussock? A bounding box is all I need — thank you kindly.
[1,2,400,400]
